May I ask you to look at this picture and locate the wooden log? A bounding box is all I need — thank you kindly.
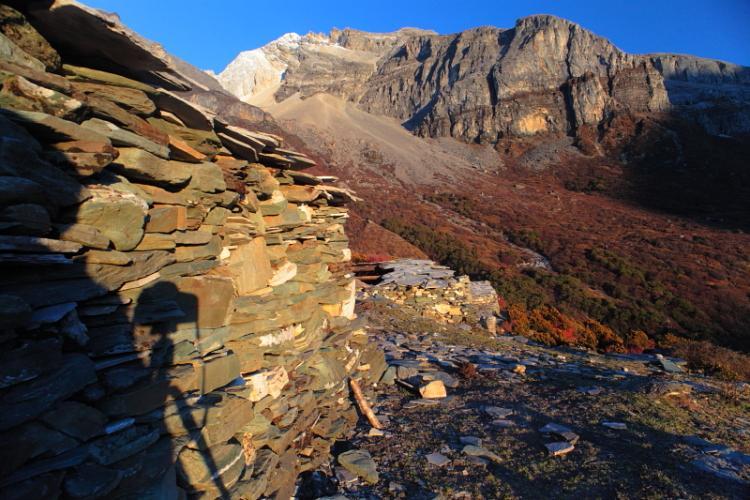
[349,378,383,430]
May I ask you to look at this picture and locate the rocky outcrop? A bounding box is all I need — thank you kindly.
[0,4,385,498]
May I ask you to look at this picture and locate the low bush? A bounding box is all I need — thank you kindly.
[662,334,750,381]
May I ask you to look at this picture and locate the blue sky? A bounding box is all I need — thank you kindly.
[83,0,750,72]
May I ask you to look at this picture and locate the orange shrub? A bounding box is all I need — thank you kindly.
[625,330,655,354]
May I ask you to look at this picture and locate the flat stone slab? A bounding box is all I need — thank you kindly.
[425,452,451,467]
[484,406,513,419]
[546,441,575,456]
[602,421,628,430]
[459,436,483,447]
[461,445,501,463]
[338,449,379,485]
[539,422,579,443]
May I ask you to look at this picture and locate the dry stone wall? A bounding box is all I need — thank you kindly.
[0,4,384,498]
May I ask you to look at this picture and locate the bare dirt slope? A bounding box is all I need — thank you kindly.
[263,93,502,186]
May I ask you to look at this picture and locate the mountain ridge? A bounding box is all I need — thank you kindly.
[218,14,750,140]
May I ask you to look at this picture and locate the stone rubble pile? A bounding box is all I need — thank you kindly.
[0,3,384,498]
[358,259,500,332]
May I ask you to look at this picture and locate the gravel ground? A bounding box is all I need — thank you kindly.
[310,299,750,499]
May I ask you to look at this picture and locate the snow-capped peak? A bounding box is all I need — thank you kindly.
[217,31,342,103]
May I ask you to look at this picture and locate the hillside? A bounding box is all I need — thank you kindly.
[217,17,750,353]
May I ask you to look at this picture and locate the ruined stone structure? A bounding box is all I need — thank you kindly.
[359,260,501,331]
[0,3,386,498]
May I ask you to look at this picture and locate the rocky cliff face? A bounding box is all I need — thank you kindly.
[649,53,750,135]
[0,2,385,498]
[219,15,750,142]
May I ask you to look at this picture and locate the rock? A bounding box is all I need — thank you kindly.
[111,147,192,187]
[81,118,169,158]
[539,422,579,443]
[655,353,684,373]
[61,64,156,94]
[0,118,88,209]
[546,442,575,456]
[1,74,83,120]
[419,380,447,399]
[1,109,109,144]
[154,90,214,130]
[194,352,241,394]
[0,176,46,207]
[63,463,123,499]
[73,81,155,115]
[218,132,259,162]
[423,370,459,388]
[334,466,358,487]
[55,223,110,250]
[0,235,80,253]
[174,236,222,262]
[268,260,297,287]
[175,275,234,328]
[0,354,97,431]
[461,445,501,463]
[24,3,203,90]
[186,162,225,193]
[0,337,59,388]
[174,229,212,245]
[76,186,147,251]
[41,401,106,441]
[601,421,628,430]
[168,135,206,162]
[177,443,246,493]
[0,203,51,235]
[145,205,187,233]
[692,455,748,484]
[0,31,45,71]
[243,367,289,402]
[160,393,253,447]
[226,237,272,294]
[425,452,451,467]
[337,449,379,484]
[134,233,175,250]
[484,406,513,419]
[0,5,60,70]
[459,436,483,447]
